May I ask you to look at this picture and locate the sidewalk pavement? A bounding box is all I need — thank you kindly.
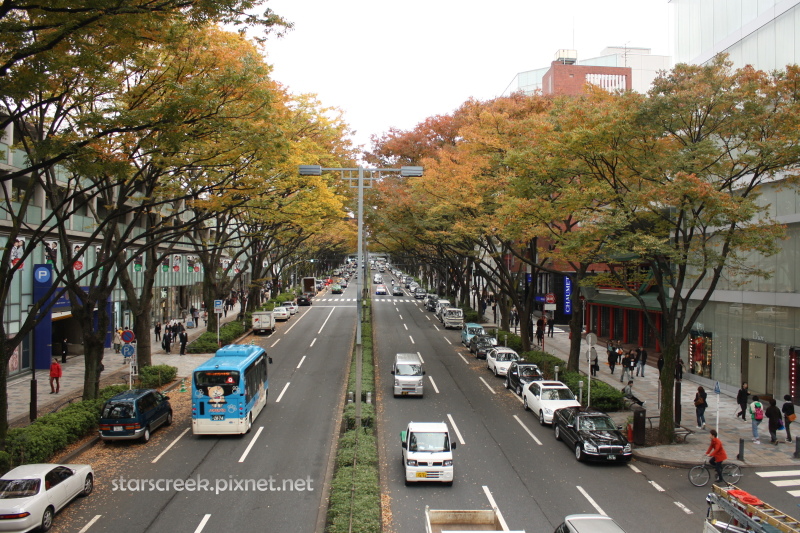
[7,303,244,428]
[481,317,800,468]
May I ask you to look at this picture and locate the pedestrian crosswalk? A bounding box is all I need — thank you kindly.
[757,470,800,497]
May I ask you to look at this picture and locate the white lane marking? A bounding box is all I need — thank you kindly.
[276,382,290,403]
[649,480,665,492]
[434,324,440,331]
[513,414,542,445]
[447,414,466,445]
[409,336,415,344]
[310,337,317,347]
[403,324,408,331]
[396,308,400,313]
[426,315,431,321]
[444,337,452,345]
[398,314,403,319]
[576,486,606,516]
[151,427,190,463]
[788,490,800,497]
[297,355,306,369]
[238,426,264,463]
[628,464,641,473]
[757,470,800,477]
[479,377,496,395]
[674,501,694,515]
[771,479,800,487]
[317,307,336,334]
[458,353,469,364]
[428,376,440,393]
[270,338,281,347]
[194,514,212,533]
[482,486,510,532]
[417,352,425,363]
[283,311,306,333]
[77,515,102,533]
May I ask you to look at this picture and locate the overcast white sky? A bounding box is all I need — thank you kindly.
[259,0,673,152]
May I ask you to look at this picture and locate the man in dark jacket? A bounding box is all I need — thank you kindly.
[179,330,188,355]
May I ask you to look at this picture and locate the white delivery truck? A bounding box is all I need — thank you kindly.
[251,311,275,335]
[400,421,456,486]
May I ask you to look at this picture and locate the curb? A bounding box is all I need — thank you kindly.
[632,451,696,469]
[58,377,185,464]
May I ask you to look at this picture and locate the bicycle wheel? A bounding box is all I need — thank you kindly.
[689,465,710,487]
[722,464,742,485]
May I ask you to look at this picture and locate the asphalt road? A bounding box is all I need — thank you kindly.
[55,289,355,533]
[373,272,703,533]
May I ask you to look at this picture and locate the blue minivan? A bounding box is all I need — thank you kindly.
[99,389,172,442]
[461,323,486,346]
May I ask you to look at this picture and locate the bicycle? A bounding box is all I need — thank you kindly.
[688,457,742,487]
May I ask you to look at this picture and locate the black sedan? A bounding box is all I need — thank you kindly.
[392,286,404,296]
[504,362,543,396]
[468,334,495,360]
[553,407,632,463]
[297,294,313,306]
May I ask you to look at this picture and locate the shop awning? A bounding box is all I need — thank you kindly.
[587,292,664,312]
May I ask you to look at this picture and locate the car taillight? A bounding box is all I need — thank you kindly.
[0,512,30,519]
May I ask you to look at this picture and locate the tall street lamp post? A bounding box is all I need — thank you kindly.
[299,165,422,428]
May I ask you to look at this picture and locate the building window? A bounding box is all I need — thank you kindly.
[689,331,713,378]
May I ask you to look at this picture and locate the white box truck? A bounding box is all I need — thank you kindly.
[251,311,275,334]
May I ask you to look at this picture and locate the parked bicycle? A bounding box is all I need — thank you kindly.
[688,458,742,487]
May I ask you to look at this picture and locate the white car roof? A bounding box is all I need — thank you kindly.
[540,381,567,388]
[2,464,80,479]
[407,421,448,433]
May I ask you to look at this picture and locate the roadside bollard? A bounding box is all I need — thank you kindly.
[347,391,354,403]
[366,391,372,404]
[737,438,746,462]
[795,438,800,459]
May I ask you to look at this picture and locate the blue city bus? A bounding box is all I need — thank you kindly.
[192,344,271,435]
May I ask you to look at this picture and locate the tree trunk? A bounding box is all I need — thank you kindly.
[567,309,583,372]
[82,337,105,400]
[658,343,677,443]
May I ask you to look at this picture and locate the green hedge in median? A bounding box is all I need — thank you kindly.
[187,321,246,353]
[138,364,178,388]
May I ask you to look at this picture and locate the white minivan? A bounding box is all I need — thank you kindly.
[400,421,456,485]
[435,299,451,322]
[392,353,425,397]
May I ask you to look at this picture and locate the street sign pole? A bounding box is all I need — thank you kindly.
[214,299,223,347]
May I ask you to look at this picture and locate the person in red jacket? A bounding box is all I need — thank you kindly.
[705,429,728,482]
[49,358,62,394]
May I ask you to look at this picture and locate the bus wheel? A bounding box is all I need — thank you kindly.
[246,414,252,434]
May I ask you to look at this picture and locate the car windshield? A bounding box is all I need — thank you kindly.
[396,363,422,376]
[409,432,450,452]
[468,327,484,335]
[477,337,493,347]
[520,367,540,377]
[494,352,518,362]
[543,388,575,401]
[102,400,134,419]
[579,416,617,431]
[0,479,40,498]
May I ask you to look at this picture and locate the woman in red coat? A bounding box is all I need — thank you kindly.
[705,429,728,483]
[49,358,62,394]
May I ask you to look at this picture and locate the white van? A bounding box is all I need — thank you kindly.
[443,308,464,329]
[400,421,456,485]
[392,353,425,396]
[435,299,451,322]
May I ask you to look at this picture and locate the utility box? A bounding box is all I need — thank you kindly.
[632,404,646,446]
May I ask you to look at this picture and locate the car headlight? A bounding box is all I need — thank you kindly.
[406,459,417,466]
[394,380,400,386]
[544,408,553,415]
[623,444,632,453]
[418,380,424,386]
[443,460,453,467]
[583,443,598,453]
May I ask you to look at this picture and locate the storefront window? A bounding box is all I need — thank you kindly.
[689,331,713,378]
[626,310,639,345]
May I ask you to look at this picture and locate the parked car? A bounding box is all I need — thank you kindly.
[0,463,94,533]
[341,280,348,288]
[505,362,544,395]
[392,285,405,296]
[460,323,485,346]
[486,347,520,377]
[469,334,495,360]
[425,294,439,311]
[99,389,172,442]
[554,514,627,533]
[375,284,388,295]
[522,381,581,426]
[553,407,632,463]
[414,287,426,299]
[297,293,313,306]
[284,301,298,315]
[272,307,290,320]
[331,284,343,294]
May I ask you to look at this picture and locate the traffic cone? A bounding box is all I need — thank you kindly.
[180,378,186,393]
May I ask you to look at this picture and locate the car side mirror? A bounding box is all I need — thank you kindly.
[268,357,273,364]
[617,425,623,430]
[422,371,426,375]
[451,442,457,450]
[567,424,574,429]
[401,441,407,449]
[391,370,395,375]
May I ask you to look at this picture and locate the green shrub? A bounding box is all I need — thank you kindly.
[343,402,375,430]
[462,308,479,323]
[138,365,178,388]
[327,460,380,533]
[7,424,69,465]
[275,292,296,303]
[497,330,523,352]
[335,429,378,468]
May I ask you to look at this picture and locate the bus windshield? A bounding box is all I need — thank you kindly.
[195,370,240,396]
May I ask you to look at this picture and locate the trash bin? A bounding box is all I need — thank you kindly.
[632,404,646,446]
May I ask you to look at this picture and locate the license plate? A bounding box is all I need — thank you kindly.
[401,391,408,395]
[607,455,616,460]
[416,472,427,478]
[211,415,224,421]
[113,425,123,432]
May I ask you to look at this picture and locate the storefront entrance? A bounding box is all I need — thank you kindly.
[742,339,776,398]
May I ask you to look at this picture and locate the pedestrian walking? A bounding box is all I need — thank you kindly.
[766,398,783,445]
[608,342,618,375]
[675,358,684,382]
[536,325,544,346]
[179,330,188,355]
[705,429,728,483]
[547,316,554,337]
[736,382,749,421]
[782,394,795,443]
[657,354,664,375]
[492,302,497,324]
[61,338,68,364]
[621,351,635,383]
[49,358,62,394]
[154,321,161,342]
[203,310,208,326]
[635,347,647,377]
[749,395,764,444]
[694,386,708,429]
[162,331,172,354]
[112,329,122,354]
[590,346,598,377]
